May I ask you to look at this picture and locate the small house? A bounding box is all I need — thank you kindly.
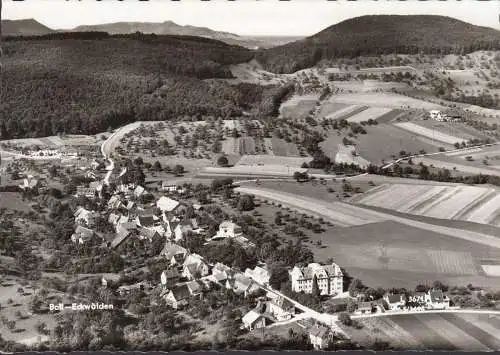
[383,293,406,311]
[355,301,375,315]
[164,284,191,309]
[74,207,99,228]
[70,225,95,244]
[182,262,210,281]
[242,309,267,331]
[267,296,295,321]
[156,196,180,213]
[309,324,333,350]
[244,265,271,286]
[160,268,181,288]
[426,289,450,310]
[160,242,188,265]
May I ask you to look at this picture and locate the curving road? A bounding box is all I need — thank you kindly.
[100,122,143,185]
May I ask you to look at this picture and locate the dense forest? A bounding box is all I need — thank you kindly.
[0,33,264,138]
[257,15,500,73]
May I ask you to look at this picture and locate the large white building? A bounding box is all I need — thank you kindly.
[289,262,343,296]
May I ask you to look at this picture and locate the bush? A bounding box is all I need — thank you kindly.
[338,312,352,326]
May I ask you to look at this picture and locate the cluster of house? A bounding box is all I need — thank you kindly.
[354,288,451,315]
[158,242,271,309]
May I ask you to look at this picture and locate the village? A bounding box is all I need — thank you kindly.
[0,135,467,351]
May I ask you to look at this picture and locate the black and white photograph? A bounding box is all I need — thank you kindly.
[0,0,500,352]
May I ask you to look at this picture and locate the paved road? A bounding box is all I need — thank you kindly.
[381,142,500,170]
[235,186,500,249]
[257,283,347,337]
[352,308,500,320]
[100,122,142,185]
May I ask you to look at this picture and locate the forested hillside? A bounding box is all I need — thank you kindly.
[0,32,263,138]
[257,15,500,73]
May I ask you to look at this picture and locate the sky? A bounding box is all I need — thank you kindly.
[3,0,500,36]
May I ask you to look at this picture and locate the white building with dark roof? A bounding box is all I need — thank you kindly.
[289,262,343,296]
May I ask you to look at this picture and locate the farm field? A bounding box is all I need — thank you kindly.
[236,186,386,227]
[354,183,500,226]
[394,122,467,145]
[330,92,444,110]
[346,107,393,123]
[415,120,491,142]
[317,102,350,119]
[345,313,500,350]
[235,185,500,252]
[280,94,319,119]
[351,124,439,165]
[236,154,310,167]
[325,105,369,121]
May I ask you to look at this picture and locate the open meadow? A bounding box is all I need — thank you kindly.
[347,124,439,164]
[344,313,500,350]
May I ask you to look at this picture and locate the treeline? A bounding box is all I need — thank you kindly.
[257,15,500,73]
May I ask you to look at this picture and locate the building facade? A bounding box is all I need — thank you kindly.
[289,262,343,296]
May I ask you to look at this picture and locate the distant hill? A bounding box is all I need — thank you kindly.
[69,21,302,49]
[1,19,55,36]
[257,15,500,73]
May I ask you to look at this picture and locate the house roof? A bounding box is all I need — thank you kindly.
[74,225,94,238]
[271,296,295,311]
[184,263,199,277]
[161,242,187,259]
[242,309,262,325]
[170,284,191,301]
[111,229,132,249]
[429,289,445,303]
[183,253,205,267]
[162,268,180,279]
[309,325,331,339]
[137,215,155,227]
[186,280,202,294]
[385,293,405,304]
[358,301,374,309]
[213,262,231,273]
[157,196,180,212]
[134,185,145,196]
[139,227,159,239]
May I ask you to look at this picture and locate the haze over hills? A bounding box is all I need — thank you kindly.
[257,15,500,73]
[1,19,303,49]
[1,18,55,36]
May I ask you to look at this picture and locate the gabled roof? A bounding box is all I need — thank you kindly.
[271,296,295,311]
[186,280,202,294]
[137,215,155,227]
[139,227,159,240]
[74,225,94,238]
[242,309,262,325]
[161,242,187,259]
[170,284,191,301]
[309,325,331,339]
[111,229,132,249]
[157,196,180,212]
[385,293,405,304]
[429,289,445,303]
[162,268,180,279]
